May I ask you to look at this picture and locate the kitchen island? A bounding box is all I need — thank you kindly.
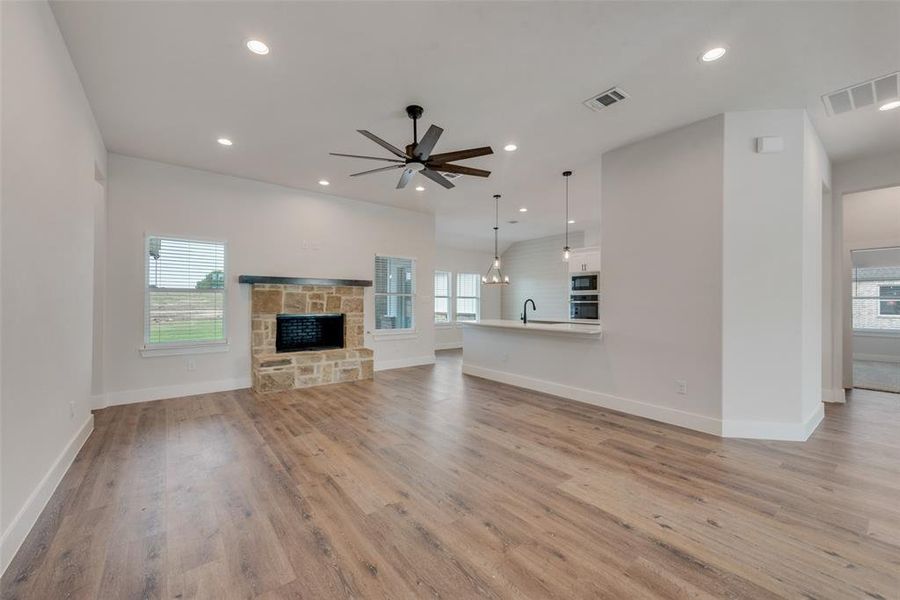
[462,318,607,408]
[461,318,722,436]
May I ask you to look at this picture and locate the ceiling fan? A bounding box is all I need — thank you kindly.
[330,105,493,189]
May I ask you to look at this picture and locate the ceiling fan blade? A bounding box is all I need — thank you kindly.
[413,125,444,160]
[396,168,416,189]
[428,146,493,164]
[357,130,407,158]
[421,168,455,189]
[350,164,405,177]
[433,163,491,178]
[330,152,404,163]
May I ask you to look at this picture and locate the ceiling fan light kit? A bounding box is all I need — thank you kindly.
[330,105,494,190]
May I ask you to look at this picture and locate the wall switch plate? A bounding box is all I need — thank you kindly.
[186,359,197,371]
[676,380,687,395]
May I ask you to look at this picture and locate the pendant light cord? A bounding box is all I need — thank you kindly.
[494,195,499,259]
[562,170,572,252]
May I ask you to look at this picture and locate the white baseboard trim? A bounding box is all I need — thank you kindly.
[822,387,846,403]
[1,414,94,577]
[98,377,251,408]
[461,363,722,436]
[854,353,900,363]
[722,402,824,441]
[435,342,462,351]
[374,354,436,372]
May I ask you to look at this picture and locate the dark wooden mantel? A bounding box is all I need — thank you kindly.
[238,275,372,287]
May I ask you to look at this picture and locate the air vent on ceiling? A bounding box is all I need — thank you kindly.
[823,72,899,116]
[583,87,629,112]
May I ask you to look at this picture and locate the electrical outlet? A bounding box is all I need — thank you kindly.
[676,380,687,395]
[186,359,197,372]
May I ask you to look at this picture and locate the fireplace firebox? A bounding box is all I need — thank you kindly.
[276,313,344,352]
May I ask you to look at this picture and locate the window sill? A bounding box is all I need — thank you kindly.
[373,330,419,341]
[140,342,230,357]
[853,330,900,338]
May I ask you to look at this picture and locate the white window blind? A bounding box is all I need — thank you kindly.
[145,236,226,346]
[375,255,415,331]
[434,271,451,323]
[456,273,480,321]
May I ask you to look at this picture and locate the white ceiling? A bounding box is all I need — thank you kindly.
[50,1,900,250]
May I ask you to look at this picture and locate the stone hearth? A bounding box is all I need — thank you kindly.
[248,281,373,392]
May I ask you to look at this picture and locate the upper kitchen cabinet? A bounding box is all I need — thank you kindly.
[568,246,601,273]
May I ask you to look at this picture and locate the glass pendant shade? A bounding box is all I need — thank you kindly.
[483,194,509,286]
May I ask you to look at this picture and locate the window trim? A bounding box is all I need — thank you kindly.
[454,272,481,322]
[374,254,417,335]
[142,234,229,354]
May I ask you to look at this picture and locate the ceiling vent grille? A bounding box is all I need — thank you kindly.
[583,87,629,112]
[823,72,899,116]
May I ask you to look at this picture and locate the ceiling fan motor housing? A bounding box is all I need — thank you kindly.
[406,105,424,120]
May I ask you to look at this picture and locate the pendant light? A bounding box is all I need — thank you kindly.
[562,170,572,261]
[482,194,509,285]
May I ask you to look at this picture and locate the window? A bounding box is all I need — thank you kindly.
[375,255,415,331]
[434,271,451,323]
[145,236,226,348]
[879,285,900,316]
[455,273,481,322]
[851,249,900,333]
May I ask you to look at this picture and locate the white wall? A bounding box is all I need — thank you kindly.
[102,154,436,405]
[721,110,830,436]
[601,116,725,426]
[831,151,900,389]
[1,1,106,573]
[433,246,501,349]
[843,186,900,364]
[500,232,584,320]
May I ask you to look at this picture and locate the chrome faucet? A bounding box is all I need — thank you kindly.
[521,298,536,324]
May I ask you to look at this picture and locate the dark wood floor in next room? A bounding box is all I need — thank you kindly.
[2,350,899,600]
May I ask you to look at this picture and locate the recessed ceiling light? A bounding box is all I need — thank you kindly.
[246,40,269,55]
[879,100,900,111]
[568,219,575,224]
[318,179,329,186]
[519,207,528,212]
[217,138,233,146]
[700,47,727,62]
[504,144,518,152]
[415,185,425,191]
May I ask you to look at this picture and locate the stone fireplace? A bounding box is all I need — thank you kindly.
[241,275,373,392]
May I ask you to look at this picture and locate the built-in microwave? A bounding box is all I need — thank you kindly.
[570,294,599,320]
[571,273,598,293]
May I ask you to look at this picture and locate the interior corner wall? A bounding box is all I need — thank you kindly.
[832,151,900,389]
[600,115,725,428]
[721,110,828,438]
[103,154,436,405]
[500,232,584,321]
[434,246,501,349]
[1,0,106,574]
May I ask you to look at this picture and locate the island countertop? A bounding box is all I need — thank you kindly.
[464,319,602,336]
